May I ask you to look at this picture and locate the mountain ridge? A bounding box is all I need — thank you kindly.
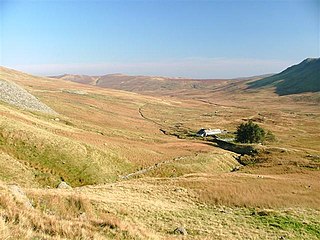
[49,73,270,94]
[48,58,319,96]
[248,58,320,95]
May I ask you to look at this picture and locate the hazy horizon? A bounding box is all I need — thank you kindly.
[1,0,319,78]
[2,57,298,79]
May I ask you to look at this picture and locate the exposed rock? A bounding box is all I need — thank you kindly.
[63,89,88,95]
[8,185,33,209]
[306,154,320,160]
[173,226,187,235]
[0,79,57,114]
[79,212,87,221]
[231,166,241,172]
[57,181,72,189]
[173,187,187,193]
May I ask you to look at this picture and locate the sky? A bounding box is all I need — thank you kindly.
[0,0,319,78]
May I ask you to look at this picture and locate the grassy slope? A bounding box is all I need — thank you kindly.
[51,72,266,95]
[248,58,320,95]
[1,66,320,239]
[0,67,231,187]
[1,179,319,239]
[0,103,133,187]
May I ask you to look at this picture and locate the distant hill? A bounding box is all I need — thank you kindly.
[51,73,229,92]
[248,58,320,95]
[49,74,98,85]
[50,72,271,95]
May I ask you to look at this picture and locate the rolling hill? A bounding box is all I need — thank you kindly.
[51,73,272,96]
[50,74,98,85]
[1,66,241,188]
[51,73,229,92]
[51,58,319,98]
[248,58,320,95]
[1,66,320,239]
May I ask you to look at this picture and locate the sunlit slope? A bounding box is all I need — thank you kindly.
[1,67,237,187]
[0,103,133,187]
[0,78,56,114]
[1,177,319,240]
[50,74,98,85]
[1,67,320,239]
[50,58,320,100]
[51,72,230,93]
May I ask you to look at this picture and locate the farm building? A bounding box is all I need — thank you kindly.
[196,128,222,137]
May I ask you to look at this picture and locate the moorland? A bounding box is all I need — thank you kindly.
[0,58,319,239]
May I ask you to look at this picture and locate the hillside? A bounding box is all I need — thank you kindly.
[51,73,230,92]
[1,66,320,239]
[248,58,320,95]
[51,59,320,98]
[0,78,56,114]
[50,74,98,85]
[51,73,274,97]
[1,66,240,188]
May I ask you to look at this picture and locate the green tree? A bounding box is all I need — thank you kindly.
[235,120,266,143]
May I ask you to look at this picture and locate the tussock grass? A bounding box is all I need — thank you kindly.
[252,211,320,239]
[176,172,320,208]
[1,177,320,239]
[1,66,320,239]
[0,152,37,187]
[0,184,144,239]
[145,151,239,178]
[0,116,132,187]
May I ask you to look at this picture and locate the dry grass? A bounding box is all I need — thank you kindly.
[1,66,320,239]
[144,151,239,178]
[8,178,316,240]
[0,112,133,187]
[175,172,320,208]
[0,152,37,187]
[0,67,218,187]
[0,174,319,239]
[0,183,148,239]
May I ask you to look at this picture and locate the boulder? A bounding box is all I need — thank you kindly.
[8,185,33,209]
[173,226,187,235]
[57,181,72,189]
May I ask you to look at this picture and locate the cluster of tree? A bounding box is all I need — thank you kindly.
[235,120,269,143]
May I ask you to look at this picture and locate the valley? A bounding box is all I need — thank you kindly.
[0,61,319,239]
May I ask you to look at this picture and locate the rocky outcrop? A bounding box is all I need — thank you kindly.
[0,79,57,114]
[173,226,188,235]
[8,184,33,209]
[57,181,72,189]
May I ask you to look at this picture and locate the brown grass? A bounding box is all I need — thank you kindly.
[0,183,146,239]
[0,66,320,239]
[1,178,320,239]
[176,171,320,208]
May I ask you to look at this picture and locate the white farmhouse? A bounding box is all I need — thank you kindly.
[196,128,222,137]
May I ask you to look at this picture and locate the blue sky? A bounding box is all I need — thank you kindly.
[0,0,319,78]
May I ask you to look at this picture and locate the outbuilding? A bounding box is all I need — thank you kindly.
[196,128,222,137]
